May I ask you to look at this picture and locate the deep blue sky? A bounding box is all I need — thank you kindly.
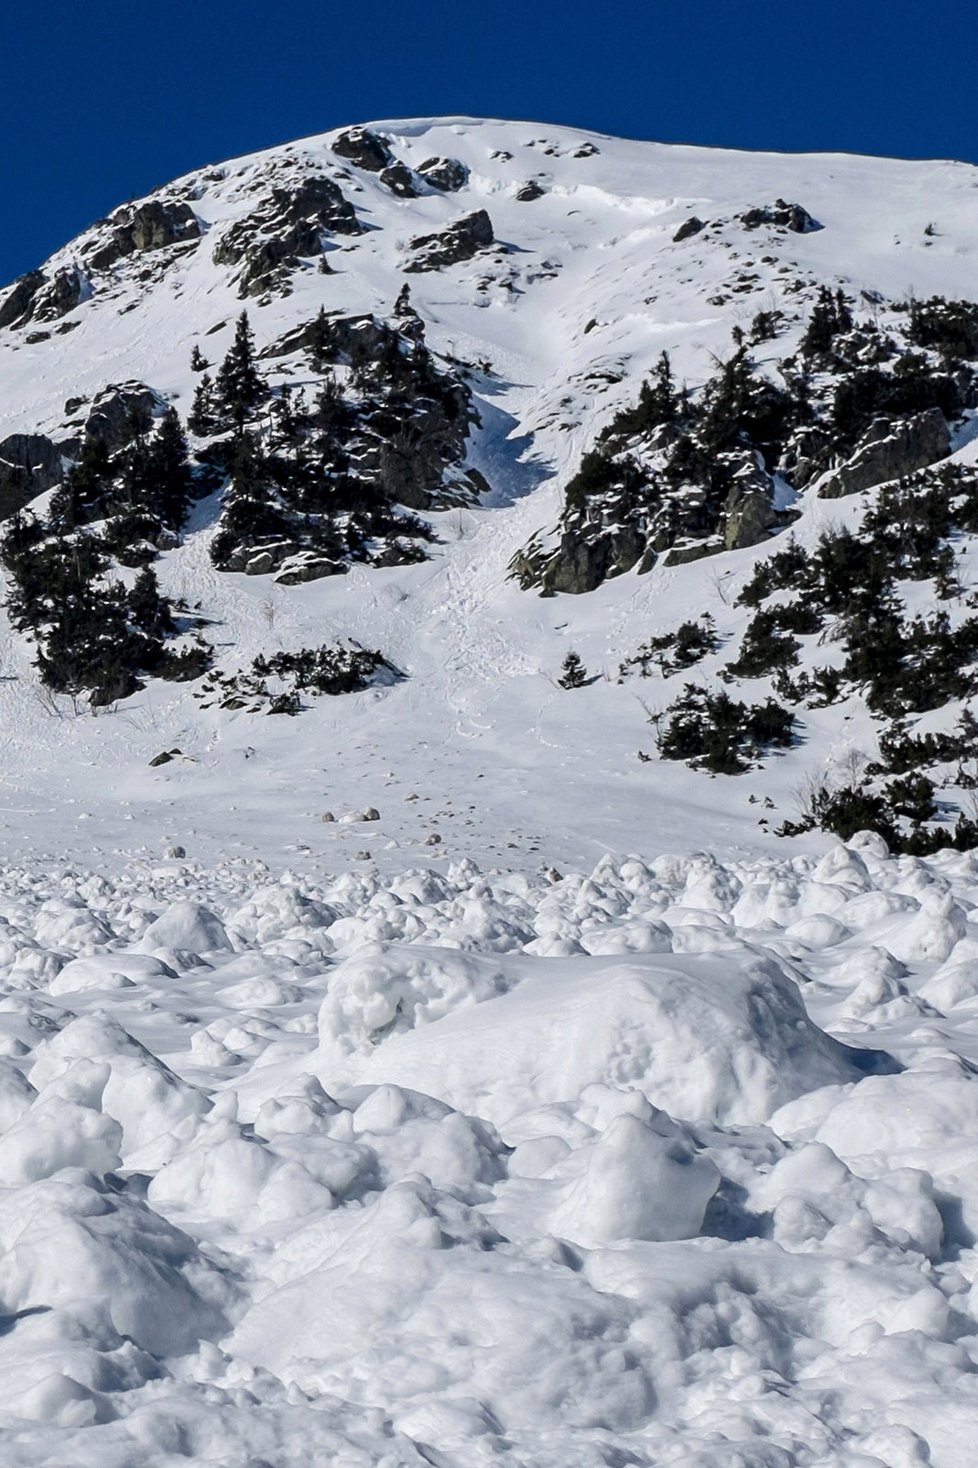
[1,0,971,287]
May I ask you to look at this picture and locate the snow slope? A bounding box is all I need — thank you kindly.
[1,119,978,1466]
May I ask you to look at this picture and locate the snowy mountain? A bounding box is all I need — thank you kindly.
[1,119,978,1466]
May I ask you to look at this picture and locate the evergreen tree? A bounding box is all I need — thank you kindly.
[307,307,332,375]
[558,651,589,689]
[49,436,110,531]
[215,312,264,431]
[190,344,209,372]
[145,407,192,528]
[188,373,216,436]
[129,565,173,638]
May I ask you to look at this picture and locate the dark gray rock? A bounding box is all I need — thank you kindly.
[31,266,87,323]
[84,382,164,452]
[404,210,495,274]
[416,156,469,192]
[0,270,46,330]
[818,409,951,499]
[723,455,779,550]
[380,162,420,198]
[739,199,822,233]
[0,433,65,517]
[86,199,201,270]
[515,180,547,202]
[513,524,647,596]
[213,172,361,296]
[331,127,393,172]
[673,216,706,243]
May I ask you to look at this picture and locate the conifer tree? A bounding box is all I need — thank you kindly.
[307,307,332,375]
[216,312,263,431]
[190,345,209,372]
[188,373,216,436]
[146,407,193,528]
[558,651,589,689]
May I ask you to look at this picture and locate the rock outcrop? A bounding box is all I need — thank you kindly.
[331,127,393,172]
[213,170,361,296]
[0,434,65,517]
[416,156,469,192]
[404,210,495,273]
[818,408,951,499]
[739,199,822,233]
[86,199,201,271]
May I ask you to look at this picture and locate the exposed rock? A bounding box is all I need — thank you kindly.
[362,808,380,822]
[31,266,88,323]
[213,170,361,297]
[274,555,349,585]
[662,538,724,567]
[739,199,822,234]
[417,156,469,192]
[0,269,46,330]
[379,162,419,198]
[0,434,64,517]
[515,180,547,202]
[574,142,600,158]
[722,455,780,550]
[331,127,393,172]
[83,383,164,452]
[86,199,201,271]
[818,409,951,499]
[673,216,706,243]
[404,210,495,273]
[149,749,182,768]
[514,524,647,596]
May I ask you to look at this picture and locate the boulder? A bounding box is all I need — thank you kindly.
[0,433,64,516]
[404,210,495,273]
[739,199,822,233]
[331,127,393,172]
[274,555,348,585]
[379,161,419,198]
[515,180,547,202]
[416,156,469,192]
[673,215,706,243]
[818,408,951,499]
[84,382,164,451]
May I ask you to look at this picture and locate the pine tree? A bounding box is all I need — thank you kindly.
[49,436,110,531]
[558,651,588,689]
[129,565,173,638]
[307,307,332,375]
[190,344,209,372]
[216,311,264,432]
[188,373,215,436]
[146,407,192,528]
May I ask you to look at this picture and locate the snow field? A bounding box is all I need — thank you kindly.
[0,837,973,1463]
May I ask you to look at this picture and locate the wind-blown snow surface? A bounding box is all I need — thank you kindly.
[4,119,978,1464]
[0,840,978,1464]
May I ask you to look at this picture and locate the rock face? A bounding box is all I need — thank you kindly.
[512,525,647,596]
[739,199,822,233]
[722,455,780,550]
[86,200,201,271]
[0,434,64,517]
[83,383,165,453]
[30,266,88,323]
[404,210,495,273]
[818,409,951,499]
[331,127,393,172]
[0,270,46,330]
[416,156,469,192]
[213,170,362,296]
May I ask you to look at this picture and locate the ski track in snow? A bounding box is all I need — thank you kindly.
[1,117,978,1464]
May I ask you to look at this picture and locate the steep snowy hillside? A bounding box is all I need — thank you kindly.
[2,120,978,1468]
[1,116,978,867]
